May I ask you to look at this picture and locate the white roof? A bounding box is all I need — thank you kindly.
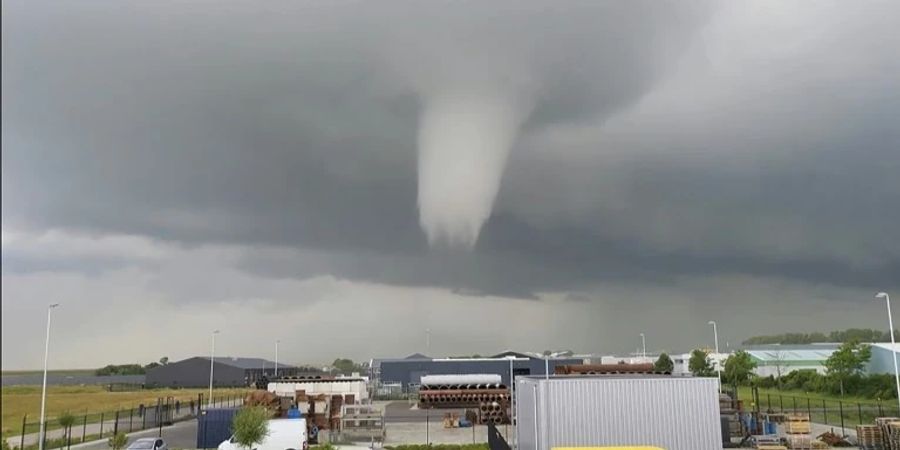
[873,342,900,352]
[748,349,834,362]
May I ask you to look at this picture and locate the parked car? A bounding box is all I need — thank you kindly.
[218,418,308,450]
[127,438,167,450]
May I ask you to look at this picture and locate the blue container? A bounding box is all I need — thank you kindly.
[286,408,302,419]
[197,408,239,449]
[765,421,777,435]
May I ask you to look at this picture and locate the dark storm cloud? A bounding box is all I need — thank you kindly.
[2,0,899,298]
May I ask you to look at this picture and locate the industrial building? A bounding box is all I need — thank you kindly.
[374,351,584,389]
[145,356,299,387]
[867,343,900,374]
[742,344,840,377]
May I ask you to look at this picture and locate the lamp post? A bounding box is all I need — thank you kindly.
[38,303,60,450]
[708,321,721,390]
[640,333,646,359]
[275,340,280,378]
[208,330,219,407]
[876,292,900,412]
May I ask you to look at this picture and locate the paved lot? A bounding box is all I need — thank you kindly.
[68,420,198,450]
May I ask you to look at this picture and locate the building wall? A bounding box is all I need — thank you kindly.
[378,358,582,388]
[146,357,247,387]
[868,344,900,375]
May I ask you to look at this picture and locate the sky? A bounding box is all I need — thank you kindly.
[2,1,899,370]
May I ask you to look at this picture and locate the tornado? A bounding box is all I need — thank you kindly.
[416,88,531,248]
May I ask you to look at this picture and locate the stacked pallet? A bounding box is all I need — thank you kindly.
[783,413,810,450]
[785,413,811,434]
[876,418,900,450]
[885,420,900,450]
[857,424,884,450]
[784,435,810,450]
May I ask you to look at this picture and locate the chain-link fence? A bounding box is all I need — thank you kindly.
[746,388,899,435]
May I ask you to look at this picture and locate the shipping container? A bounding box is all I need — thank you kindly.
[196,408,238,449]
[515,375,721,450]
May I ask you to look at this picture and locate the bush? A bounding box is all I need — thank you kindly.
[231,407,270,450]
[107,433,128,450]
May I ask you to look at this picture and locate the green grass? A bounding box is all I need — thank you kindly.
[1,386,249,435]
[735,386,899,429]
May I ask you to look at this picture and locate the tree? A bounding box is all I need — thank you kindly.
[723,351,757,385]
[688,349,715,377]
[331,358,362,375]
[824,340,872,396]
[58,411,76,441]
[772,350,788,389]
[654,353,675,373]
[231,407,270,450]
[159,357,169,366]
[108,433,128,450]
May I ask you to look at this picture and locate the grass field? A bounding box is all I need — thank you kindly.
[1,385,250,435]
[735,386,898,429]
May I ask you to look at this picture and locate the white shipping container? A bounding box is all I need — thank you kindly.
[515,375,721,450]
[420,374,502,386]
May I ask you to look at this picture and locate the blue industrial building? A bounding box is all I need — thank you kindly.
[868,343,900,374]
[373,351,584,388]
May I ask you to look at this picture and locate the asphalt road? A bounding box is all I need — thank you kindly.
[68,420,199,450]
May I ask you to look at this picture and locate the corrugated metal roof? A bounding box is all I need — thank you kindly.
[747,349,834,362]
[197,357,295,369]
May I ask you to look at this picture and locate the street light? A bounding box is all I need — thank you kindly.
[274,340,280,378]
[208,330,220,406]
[38,303,60,450]
[876,292,900,412]
[640,333,646,359]
[708,321,721,390]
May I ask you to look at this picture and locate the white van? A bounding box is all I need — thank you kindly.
[219,418,308,450]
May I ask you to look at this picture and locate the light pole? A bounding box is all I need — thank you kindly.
[208,330,219,407]
[275,340,280,378]
[38,303,60,450]
[640,333,646,359]
[708,321,721,390]
[876,292,900,412]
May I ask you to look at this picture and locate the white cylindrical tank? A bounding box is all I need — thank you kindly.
[420,374,502,386]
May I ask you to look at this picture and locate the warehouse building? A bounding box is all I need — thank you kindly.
[743,344,840,377]
[145,356,299,387]
[375,351,584,389]
[867,343,900,374]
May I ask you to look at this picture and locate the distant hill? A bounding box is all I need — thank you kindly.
[742,328,896,345]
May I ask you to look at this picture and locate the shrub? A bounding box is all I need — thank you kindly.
[231,407,270,450]
[108,433,128,450]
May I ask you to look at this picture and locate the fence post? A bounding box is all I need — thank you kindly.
[879,400,884,417]
[130,408,134,432]
[99,413,104,438]
[67,424,72,450]
[82,413,87,442]
[157,398,163,437]
[114,411,119,436]
[838,400,844,435]
[858,402,863,426]
[822,399,827,426]
[142,406,147,430]
[767,393,771,411]
[806,398,811,421]
[792,396,797,413]
[20,415,27,450]
[779,395,784,412]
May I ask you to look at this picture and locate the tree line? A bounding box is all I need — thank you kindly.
[94,357,169,376]
[742,328,897,345]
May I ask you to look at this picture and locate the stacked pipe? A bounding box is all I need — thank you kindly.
[418,381,510,424]
[554,363,669,375]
